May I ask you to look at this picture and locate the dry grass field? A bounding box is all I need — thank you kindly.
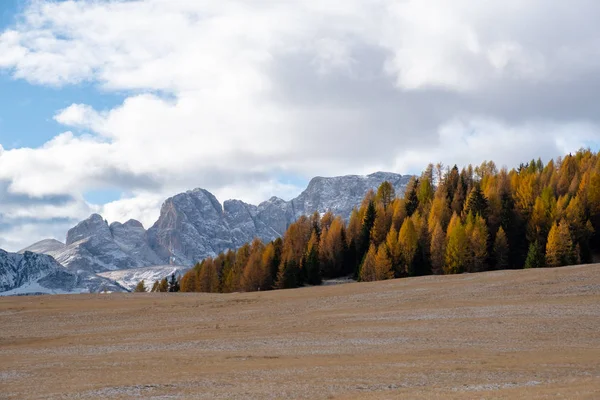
[2,265,600,399]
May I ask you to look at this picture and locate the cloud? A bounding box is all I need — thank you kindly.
[0,0,600,250]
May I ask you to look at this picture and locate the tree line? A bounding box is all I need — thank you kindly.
[142,149,600,293]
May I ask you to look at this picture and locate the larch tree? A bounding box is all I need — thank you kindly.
[376,181,396,209]
[134,280,147,293]
[398,217,418,276]
[359,244,378,282]
[546,221,574,267]
[241,238,267,292]
[445,213,468,274]
[180,271,196,292]
[199,258,220,293]
[466,214,488,272]
[385,227,401,271]
[356,200,376,277]
[374,243,394,281]
[371,203,391,247]
[391,198,407,231]
[158,278,169,292]
[430,222,446,275]
[319,217,347,278]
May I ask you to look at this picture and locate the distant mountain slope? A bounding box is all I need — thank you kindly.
[98,265,190,291]
[22,171,412,270]
[19,239,66,255]
[0,249,126,296]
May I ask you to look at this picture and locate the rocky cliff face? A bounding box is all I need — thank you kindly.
[22,171,412,270]
[0,249,125,295]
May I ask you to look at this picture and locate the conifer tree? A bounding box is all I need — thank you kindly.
[404,178,420,217]
[464,185,489,220]
[151,280,159,292]
[466,214,488,272]
[241,239,267,292]
[374,243,394,280]
[371,203,391,247]
[180,272,196,292]
[385,227,401,270]
[305,231,322,285]
[168,273,180,292]
[398,217,418,276]
[430,222,446,275]
[276,259,300,289]
[198,259,220,292]
[391,198,407,231]
[359,244,377,282]
[158,278,169,292]
[356,200,376,277]
[134,280,147,293]
[493,227,510,269]
[417,177,434,209]
[445,213,468,274]
[319,217,347,278]
[524,240,545,269]
[546,221,574,267]
[376,181,396,209]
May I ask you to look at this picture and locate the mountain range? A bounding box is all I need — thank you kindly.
[2,171,411,295]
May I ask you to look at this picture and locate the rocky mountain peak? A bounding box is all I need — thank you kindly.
[66,213,110,246]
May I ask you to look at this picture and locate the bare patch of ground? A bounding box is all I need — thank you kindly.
[1,265,600,399]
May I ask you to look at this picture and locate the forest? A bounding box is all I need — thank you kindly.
[146,149,600,293]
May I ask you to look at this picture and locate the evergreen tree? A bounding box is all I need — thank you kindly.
[276,259,300,289]
[305,231,322,285]
[151,280,159,292]
[405,179,420,217]
[464,185,489,219]
[493,227,510,269]
[168,273,180,292]
[134,280,146,293]
[524,240,545,269]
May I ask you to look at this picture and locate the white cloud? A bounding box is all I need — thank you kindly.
[1,0,600,250]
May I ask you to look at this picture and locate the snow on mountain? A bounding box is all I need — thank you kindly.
[19,239,66,255]
[98,265,189,291]
[21,171,412,270]
[0,249,126,296]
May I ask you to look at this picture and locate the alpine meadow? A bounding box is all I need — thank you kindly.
[2,0,600,398]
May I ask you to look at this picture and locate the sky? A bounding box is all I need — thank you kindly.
[1,0,600,251]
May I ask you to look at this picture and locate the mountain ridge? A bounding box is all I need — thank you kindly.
[20,171,412,273]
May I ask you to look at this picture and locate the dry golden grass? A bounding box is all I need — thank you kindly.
[2,265,600,399]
